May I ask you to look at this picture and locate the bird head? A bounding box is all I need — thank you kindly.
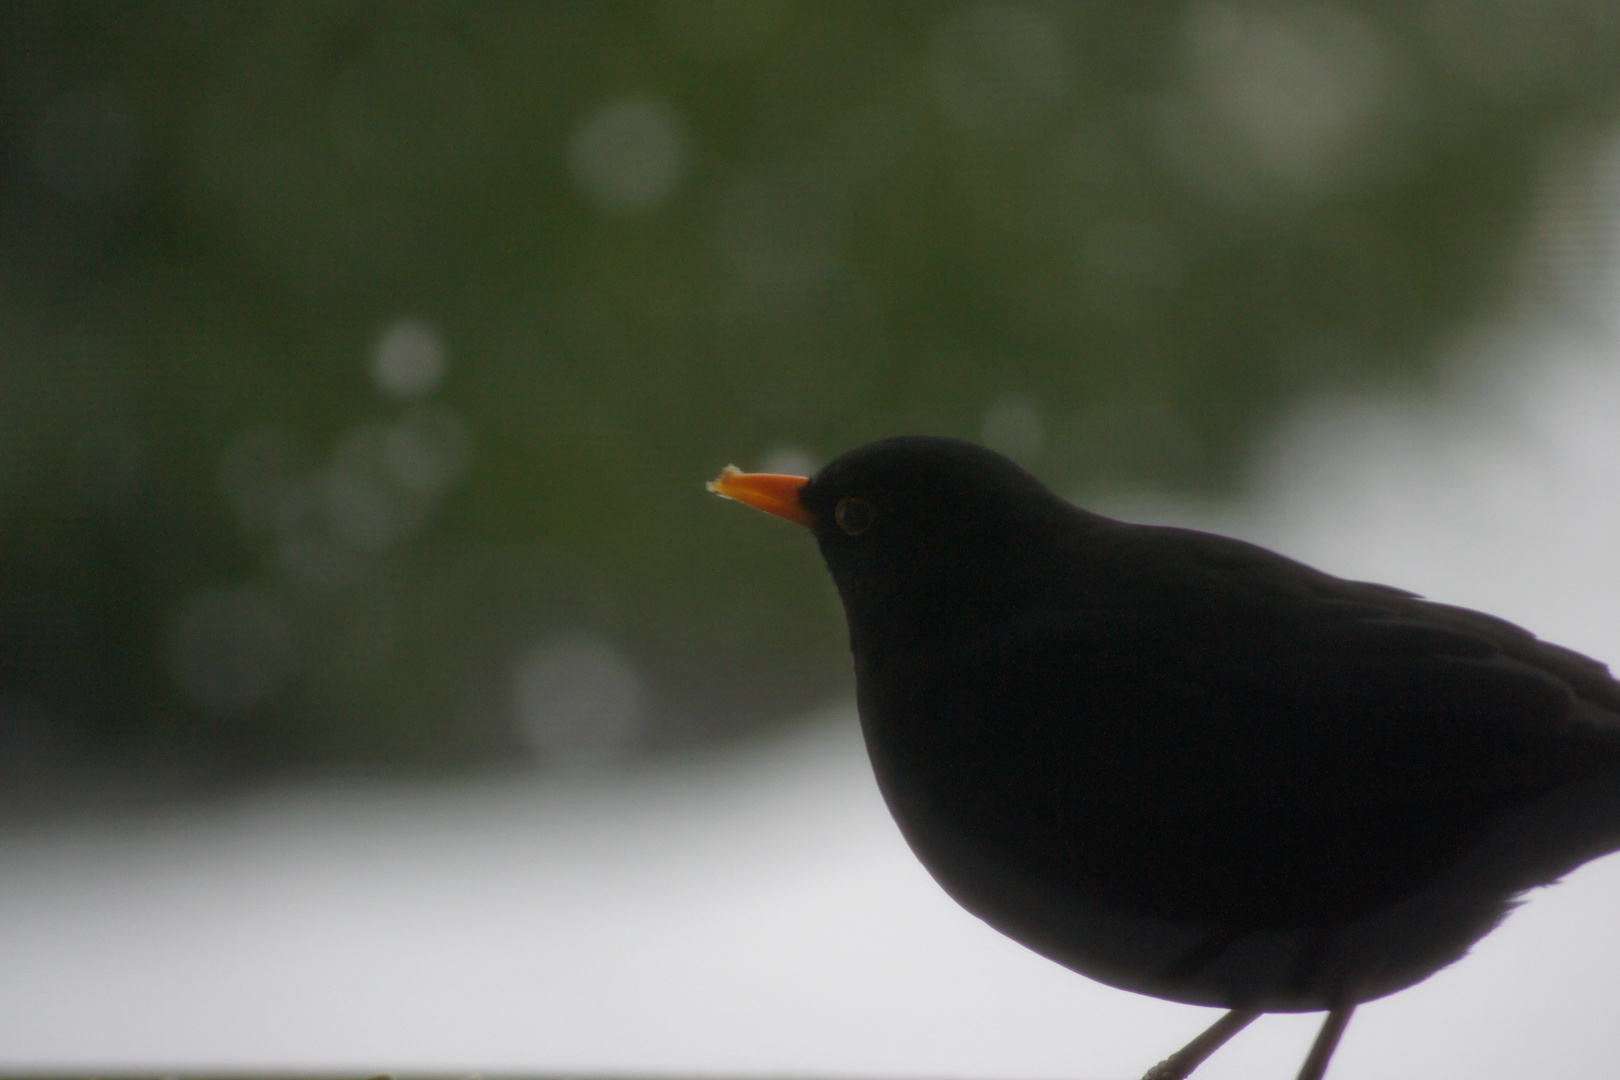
[710,436,1083,639]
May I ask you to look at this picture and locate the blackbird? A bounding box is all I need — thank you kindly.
[709,435,1620,1080]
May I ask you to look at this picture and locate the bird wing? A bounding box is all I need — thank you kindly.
[890,522,1620,930]
[949,526,1620,815]
[915,584,1620,927]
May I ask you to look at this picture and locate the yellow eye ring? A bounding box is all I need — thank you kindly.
[835,497,875,535]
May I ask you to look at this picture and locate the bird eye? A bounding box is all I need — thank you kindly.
[835,497,875,535]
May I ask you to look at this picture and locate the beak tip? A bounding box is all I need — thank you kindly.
[706,465,743,498]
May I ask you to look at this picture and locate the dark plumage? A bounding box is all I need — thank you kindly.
[709,435,1620,1080]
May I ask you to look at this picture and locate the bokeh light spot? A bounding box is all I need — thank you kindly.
[981,394,1046,463]
[372,318,447,399]
[1168,0,1406,201]
[513,632,646,768]
[567,96,690,214]
[384,408,472,496]
[321,426,421,553]
[759,445,818,477]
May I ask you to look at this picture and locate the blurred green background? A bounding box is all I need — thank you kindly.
[4,0,1619,806]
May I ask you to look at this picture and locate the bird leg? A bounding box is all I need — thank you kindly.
[1294,1003,1355,1080]
[1139,1007,1260,1080]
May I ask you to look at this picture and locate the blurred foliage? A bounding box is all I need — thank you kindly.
[2,0,1619,804]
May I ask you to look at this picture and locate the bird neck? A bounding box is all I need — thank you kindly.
[838,553,1041,660]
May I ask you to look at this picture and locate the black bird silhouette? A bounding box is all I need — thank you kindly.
[709,435,1620,1080]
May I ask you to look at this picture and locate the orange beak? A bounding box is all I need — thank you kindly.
[707,465,814,528]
